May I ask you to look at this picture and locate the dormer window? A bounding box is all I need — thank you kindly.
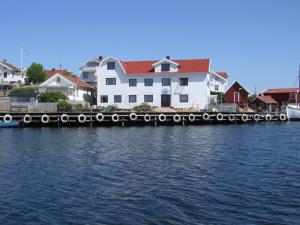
[107,62,115,70]
[161,63,170,72]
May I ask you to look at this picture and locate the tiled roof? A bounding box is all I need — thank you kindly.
[216,72,229,79]
[0,60,21,73]
[120,59,210,74]
[45,70,94,90]
[262,88,299,94]
[256,95,278,104]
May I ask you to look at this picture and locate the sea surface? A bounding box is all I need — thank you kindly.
[0,123,299,225]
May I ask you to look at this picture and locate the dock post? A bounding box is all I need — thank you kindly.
[90,109,93,127]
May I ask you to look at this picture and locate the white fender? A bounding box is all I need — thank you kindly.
[241,114,248,122]
[279,113,286,121]
[3,114,12,123]
[173,114,181,123]
[111,114,119,122]
[78,114,87,123]
[23,114,32,124]
[188,114,196,122]
[96,113,105,122]
[144,114,151,122]
[253,114,260,122]
[265,114,272,121]
[202,113,210,121]
[159,114,166,122]
[228,114,235,122]
[216,113,223,121]
[60,114,69,123]
[129,113,138,121]
[41,114,50,124]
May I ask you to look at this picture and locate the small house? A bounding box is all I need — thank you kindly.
[261,88,299,106]
[224,81,250,104]
[0,60,24,85]
[252,95,279,112]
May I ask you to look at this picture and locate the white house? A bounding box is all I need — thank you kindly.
[96,56,220,110]
[39,69,95,104]
[209,72,229,93]
[0,60,25,85]
[79,57,102,87]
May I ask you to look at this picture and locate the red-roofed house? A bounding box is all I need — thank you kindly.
[224,81,250,104]
[39,69,95,104]
[252,95,279,112]
[261,88,299,106]
[210,71,229,93]
[96,56,216,109]
[0,59,24,85]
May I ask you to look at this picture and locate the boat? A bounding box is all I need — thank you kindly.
[0,121,20,128]
[287,66,300,120]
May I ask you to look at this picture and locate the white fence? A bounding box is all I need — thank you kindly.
[208,103,238,112]
[10,102,57,113]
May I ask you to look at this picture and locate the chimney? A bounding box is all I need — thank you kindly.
[166,56,170,60]
[52,68,55,71]
[98,56,103,61]
[3,59,7,62]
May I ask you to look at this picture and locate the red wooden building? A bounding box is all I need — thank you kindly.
[261,88,299,106]
[224,81,250,104]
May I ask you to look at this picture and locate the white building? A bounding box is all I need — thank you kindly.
[96,56,229,110]
[79,57,102,87]
[0,60,25,85]
[39,70,95,104]
[209,72,229,93]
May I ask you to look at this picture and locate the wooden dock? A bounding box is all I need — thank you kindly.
[0,112,287,127]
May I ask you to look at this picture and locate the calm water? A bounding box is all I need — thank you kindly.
[0,124,299,225]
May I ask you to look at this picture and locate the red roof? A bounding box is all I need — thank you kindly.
[120,59,210,74]
[216,72,229,79]
[257,95,278,104]
[45,70,94,90]
[262,88,299,94]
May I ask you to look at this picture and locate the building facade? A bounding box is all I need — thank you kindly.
[261,88,299,106]
[96,56,219,110]
[224,81,250,104]
[0,60,24,85]
[79,57,102,87]
[209,72,228,93]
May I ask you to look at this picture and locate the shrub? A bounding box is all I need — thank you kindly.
[10,87,36,96]
[57,101,72,111]
[133,103,152,112]
[74,103,83,112]
[38,92,67,102]
[210,91,224,103]
[97,105,119,112]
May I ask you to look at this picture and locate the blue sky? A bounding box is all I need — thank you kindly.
[1,0,300,92]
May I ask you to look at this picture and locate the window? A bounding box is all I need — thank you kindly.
[144,95,153,102]
[107,62,115,70]
[162,78,171,86]
[16,97,30,102]
[82,72,89,79]
[106,78,116,85]
[180,94,189,102]
[161,63,170,72]
[180,78,188,86]
[86,62,99,67]
[289,93,296,102]
[129,95,137,103]
[144,78,153,86]
[214,85,219,91]
[4,72,7,78]
[101,95,108,103]
[129,79,137,87]
[114,95,122,103]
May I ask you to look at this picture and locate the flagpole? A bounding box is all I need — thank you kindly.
[21,47,23,78]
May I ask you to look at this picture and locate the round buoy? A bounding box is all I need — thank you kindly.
[241,114,248,122]
[96,113,104,122]
[202,113,210,121]
[78,114,86,123]
[3,114,12,123]
[265,114,272,121]
[111,114,119,122]
[228,114,235,122]
[41,115,50,124]
[23,114,32,124]
[60,114,69,123]
[173,114,181,123]
[188,114,196,122]
[129,113,138,121]
[144,114,151,122]
[253,114,260,122]
[216,113,223,121]
[279,113,286,121]
[158,114,166,122]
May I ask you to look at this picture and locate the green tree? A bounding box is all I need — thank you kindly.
[38,92,67,102]
[25,63,46,84]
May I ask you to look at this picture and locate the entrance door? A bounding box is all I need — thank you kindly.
[161,94,171,107]
[233,92,240,103]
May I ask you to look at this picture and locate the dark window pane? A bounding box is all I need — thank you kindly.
[180,94,188,102]
[144,95,153,102]
[129,95,137,103]
[129,79,137,87]
[161,63,170,72]
[162,78,171,86]
[82,72,89,79]
[86,62,99,67]
[107,62,115,70]
[144,78,153,86]
[4,72,7,78]
[101,95,108,103]
[180,78,188,86]
[106,78,116,85]
[114,95,122,103]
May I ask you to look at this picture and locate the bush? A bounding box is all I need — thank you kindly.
[57,101,72,111]
[38,92,67,102]
[133,103,152,112]
[74,103,83,112]
[10,87,36,96]
[97,105,119,112]
[210,91,224,103]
